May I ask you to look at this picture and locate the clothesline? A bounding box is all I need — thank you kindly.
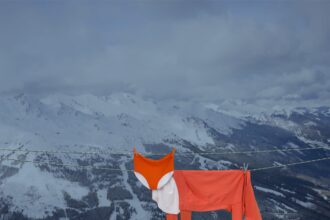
[0,156,307,218]
[0,146,328,156]
[249,156,330,171]
[3,148,325,219]
[261,211,300,217]
[1,158,123,171]
[1,156,329,172]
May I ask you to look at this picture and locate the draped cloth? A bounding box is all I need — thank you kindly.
[165,170,262,220]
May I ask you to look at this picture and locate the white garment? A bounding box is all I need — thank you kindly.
[134,171,174,190]
[152,177,180,214]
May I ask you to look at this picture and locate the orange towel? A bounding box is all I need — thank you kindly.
[166,170,262,220]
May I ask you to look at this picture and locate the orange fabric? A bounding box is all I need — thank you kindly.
[166,211,191,220]
[180,211,192,220]
[133,147,175,190]
[171,170,262,220]
[166,214,178,220]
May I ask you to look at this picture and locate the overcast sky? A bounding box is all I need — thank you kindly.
[0,0,329,103]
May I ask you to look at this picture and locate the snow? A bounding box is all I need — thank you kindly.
[118,163,150,219]
[97,189,110,207]
[280,187,296,194]
[0,92,329,218]
[6,92,328,154]
[312,188,328,200]
[167,116,215,146]
[194,154,232,170]
[41,93,159,120]
[292,198,315,208]
[1,93,246,154]
[268,198,297,214]
[297,136,330,149]
[1,163,89,218]
[255,186,285,197]
[283,142,305,155]
[304,121,318,127]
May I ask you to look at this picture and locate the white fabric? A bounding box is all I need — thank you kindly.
[134,171,150,189]
[134,171,174,190]
[157,171,174,189]
[152,177,180,214]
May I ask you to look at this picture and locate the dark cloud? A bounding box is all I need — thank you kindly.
[0,0,329,104]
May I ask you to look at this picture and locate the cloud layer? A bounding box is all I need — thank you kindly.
[0,0,329,103]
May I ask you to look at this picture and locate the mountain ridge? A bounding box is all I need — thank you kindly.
[0,92,329,219]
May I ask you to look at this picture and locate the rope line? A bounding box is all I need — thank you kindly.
[250,157,330,172]
[179,146,329,156]
[0,158,308,218]
[1,156,329,172]
[0,158,133,171]
[1,156,326,218]
[262,212,298,215]
[0,146,328,156]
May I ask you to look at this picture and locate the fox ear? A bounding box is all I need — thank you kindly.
[172,147,176,153]
[133,146,137,154]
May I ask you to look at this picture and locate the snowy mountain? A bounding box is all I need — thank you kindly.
[0,92,329,220]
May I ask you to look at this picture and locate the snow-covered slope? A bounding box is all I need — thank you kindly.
[0,93,244,152]
[0,93,329,220]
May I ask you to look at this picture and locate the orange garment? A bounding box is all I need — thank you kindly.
[166,170,262,220]
[133,147,175,190]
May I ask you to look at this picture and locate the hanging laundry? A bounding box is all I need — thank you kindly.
[132,148,262,220]
[160,170,262,220]
[152,176,180,214]
[133,147,175,190]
